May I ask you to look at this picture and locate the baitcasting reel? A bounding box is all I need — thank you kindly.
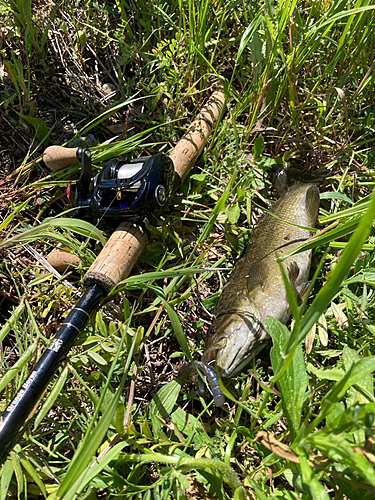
[70,148,175,225]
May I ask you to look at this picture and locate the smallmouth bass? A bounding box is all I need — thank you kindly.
[179,181,320,405]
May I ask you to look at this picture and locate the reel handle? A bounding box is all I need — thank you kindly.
[43,146,80,170]
[83,90,225,291]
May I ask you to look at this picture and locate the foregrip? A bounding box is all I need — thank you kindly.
[83,221,148,293]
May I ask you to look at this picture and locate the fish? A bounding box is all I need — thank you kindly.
[179,180,320,406]
[203,181,320,377]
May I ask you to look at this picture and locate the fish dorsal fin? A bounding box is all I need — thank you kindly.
[246,261,268,292]
[287,260,300,285]
[305,185,320,225]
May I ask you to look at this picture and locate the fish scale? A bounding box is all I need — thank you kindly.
[202,182,320,381]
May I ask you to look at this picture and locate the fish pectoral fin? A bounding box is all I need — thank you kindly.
[287,260,300,285]
[305,185,320,225]
[296,281,311,304]
[246,261,269,292]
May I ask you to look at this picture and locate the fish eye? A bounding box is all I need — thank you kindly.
[208,326,216,336]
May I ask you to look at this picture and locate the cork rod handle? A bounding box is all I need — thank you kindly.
[83,221,148,293]
[170,90,225,185]
[43,146,80,170]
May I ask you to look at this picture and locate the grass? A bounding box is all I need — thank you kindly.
[0,0,375,498]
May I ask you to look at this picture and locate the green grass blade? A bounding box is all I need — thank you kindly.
[57,386,123,500]
[0,342,38,392]
[296,449,330,500]
[0,459,14,500]
[0,301,25,344]
[0,198,32,232]
[149,285,192,362]
[33,366,69,429]
[0,218,106,250]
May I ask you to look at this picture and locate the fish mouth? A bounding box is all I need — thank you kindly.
[179,308,266,406]
[201,337,227,364]
[203,309,266,378]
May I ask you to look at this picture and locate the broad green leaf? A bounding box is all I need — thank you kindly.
[306,363,344,381]
[267,317,308,441]
[190,173,207,182]
[343,346,374,405]
[149,379,181,433]
[310,356,375,431]
[17,114,50,144]
[225,202,240,224]
[87,350,108,366]
[296,450,330,500]
[252,134,264,159]
[302,432,375,487]
[171,406,210,444]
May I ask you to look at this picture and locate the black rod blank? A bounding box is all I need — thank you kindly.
[0,284,104,463]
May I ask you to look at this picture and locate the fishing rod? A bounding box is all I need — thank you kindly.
[0,91,225,464]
